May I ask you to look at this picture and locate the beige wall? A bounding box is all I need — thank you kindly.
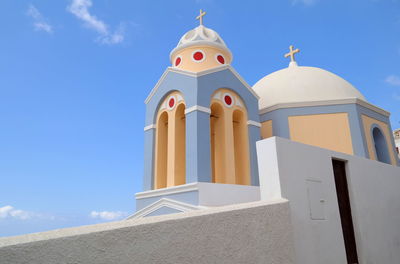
[261,120,273,139]
[361,115,397,165]
[288,113,354,155]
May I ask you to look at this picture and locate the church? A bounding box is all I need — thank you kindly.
[131,9,399,215]
[1,10,400,264]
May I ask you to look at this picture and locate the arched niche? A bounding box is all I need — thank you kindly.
[372,126,391,164]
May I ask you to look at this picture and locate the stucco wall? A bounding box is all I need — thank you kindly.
[257,137,400,264]
[0,200,295,264]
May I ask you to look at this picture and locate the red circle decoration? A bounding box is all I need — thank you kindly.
[168,97,175,108]
[193,51,204,61]
[217,55,225,64]
[224,95,232,106]
[175,57,181,66]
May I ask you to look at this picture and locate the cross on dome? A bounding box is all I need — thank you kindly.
[196,9,206,25]
[284,45,300,64]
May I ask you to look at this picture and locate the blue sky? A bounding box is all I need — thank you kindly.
[1,0,399,237]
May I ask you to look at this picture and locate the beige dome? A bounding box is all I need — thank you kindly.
[253,62,366,110]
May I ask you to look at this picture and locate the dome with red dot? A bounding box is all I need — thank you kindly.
[175,57,182,66]
[193,51,204,62]
[170,25,232,64]
[216,54,225,64]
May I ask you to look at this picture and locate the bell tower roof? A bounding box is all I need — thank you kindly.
[170,10,232,62]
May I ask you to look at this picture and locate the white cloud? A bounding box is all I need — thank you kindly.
[27,5,53,33]
[0,206,13,218]
[385,75,400,86]
[0,205,35,220]
[67,0,124,45]
[90,210,127,221]
[98,23,126,45]
[291,0,318,6]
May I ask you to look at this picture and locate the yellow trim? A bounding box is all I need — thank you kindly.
[361,114,397,165]
[288,113,354,155]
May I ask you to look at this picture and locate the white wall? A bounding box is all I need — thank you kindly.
[257,137,400,264]
[0,200,295,264]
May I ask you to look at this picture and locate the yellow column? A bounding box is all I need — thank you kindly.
[233,110,250,185]
[166,109,176,187]
[174,104,186,186]
[223,109,236,184]
[154,112,168,189]
[211,103,227,184]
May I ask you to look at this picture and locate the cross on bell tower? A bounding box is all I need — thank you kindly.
[196,9,206,26]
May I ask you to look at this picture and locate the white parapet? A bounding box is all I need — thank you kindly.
[257,136,400,264]
[0,200,294,264]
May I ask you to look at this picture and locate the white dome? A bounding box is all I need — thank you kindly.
[253,63,366,110]
[170,25,232,60]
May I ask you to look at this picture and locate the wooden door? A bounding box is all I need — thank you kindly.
[332,159,359,264]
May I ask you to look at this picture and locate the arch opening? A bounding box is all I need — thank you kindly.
[210,88,251,185]
[233,110,250,185]
[155,111,168,189]
[210,103,226,183]
[153,92,186,189]
[372,127,391,164]
[174,103,186,186]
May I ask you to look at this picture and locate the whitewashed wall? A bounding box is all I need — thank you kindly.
[257,137,400,264]
[0,200,295,264]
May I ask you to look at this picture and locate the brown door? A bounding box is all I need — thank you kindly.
[332,159,359,264]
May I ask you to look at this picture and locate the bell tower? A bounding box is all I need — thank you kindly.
[132,11,261,218]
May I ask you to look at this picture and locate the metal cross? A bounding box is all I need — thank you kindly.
[284,45,300,62]
[196,9,206,26]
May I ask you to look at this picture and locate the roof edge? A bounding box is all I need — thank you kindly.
[259,98,390,117]
[145,65,258,104]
